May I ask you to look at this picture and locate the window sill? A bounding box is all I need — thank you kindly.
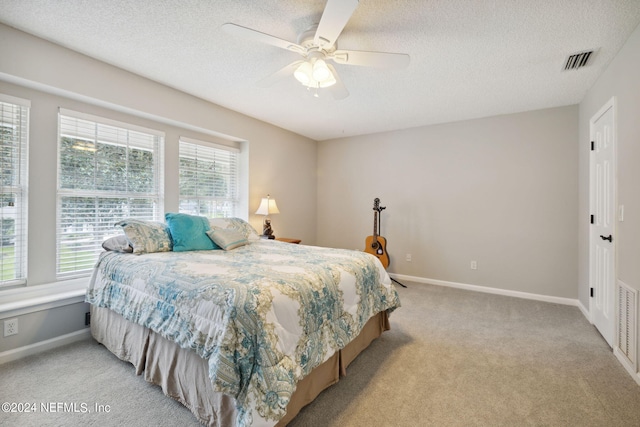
[0,278,88,318]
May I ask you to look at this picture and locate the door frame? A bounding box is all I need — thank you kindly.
[588,96,617,346]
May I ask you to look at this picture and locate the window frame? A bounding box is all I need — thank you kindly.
[178,136,240,218]
[56,108,165,279]
[0,94,30,288]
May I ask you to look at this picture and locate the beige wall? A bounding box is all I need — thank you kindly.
[318,106,579,299]
[0,23,318,287]
[578,23,640,305]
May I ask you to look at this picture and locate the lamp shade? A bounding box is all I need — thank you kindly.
[294,62,313,85]
[318,72,337,88]
[312,59,331,82]
[294,59,336,89]
[255,195,280,216]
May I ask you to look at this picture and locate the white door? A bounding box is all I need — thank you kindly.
[590,98,616,347]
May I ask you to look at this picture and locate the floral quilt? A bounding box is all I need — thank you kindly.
[86,240,400,426]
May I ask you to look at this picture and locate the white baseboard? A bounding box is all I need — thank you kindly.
[614,347,640,386]
[0,328,91,365]
[390,273,581,307]
[577,299,591,323]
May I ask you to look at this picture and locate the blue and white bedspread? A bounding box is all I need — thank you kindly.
[86,240,400,426]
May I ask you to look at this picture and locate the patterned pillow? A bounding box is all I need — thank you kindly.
[165,213,218,252]
[208,217,260,242]
[206,228,249,251]
[116,219,172,254]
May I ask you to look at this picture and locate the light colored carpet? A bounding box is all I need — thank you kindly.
[2,282,640,426]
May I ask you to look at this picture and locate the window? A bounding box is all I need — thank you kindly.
[0,95,29,288]
[57,109,164,278]
[179,137,240,218]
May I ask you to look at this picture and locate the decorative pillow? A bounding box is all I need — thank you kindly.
[208,217,260,242]
[165,213,218,252]
[206,228,249,251]
[116,219,172,254]
[101,235,133,253]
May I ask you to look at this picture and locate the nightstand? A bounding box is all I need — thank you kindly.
[276,238,301,244]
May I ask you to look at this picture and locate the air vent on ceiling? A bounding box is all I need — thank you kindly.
[563,50,595,70]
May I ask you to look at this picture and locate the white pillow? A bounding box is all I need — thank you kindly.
[101,235,133,253]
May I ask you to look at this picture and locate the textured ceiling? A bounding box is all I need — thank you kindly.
[1,0,640,141]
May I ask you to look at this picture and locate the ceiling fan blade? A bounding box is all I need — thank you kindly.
[222,23,304,54]
[326,64,349,100]
[314,0,359,49]
[332,49,410,68]
[257,60,304,87]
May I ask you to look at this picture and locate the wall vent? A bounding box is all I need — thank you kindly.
[617,280,637,370]
[563,50,595,70]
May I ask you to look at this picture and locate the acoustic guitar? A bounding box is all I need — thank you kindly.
[364,198,390,269]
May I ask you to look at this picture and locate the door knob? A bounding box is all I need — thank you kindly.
[600,234,613,242]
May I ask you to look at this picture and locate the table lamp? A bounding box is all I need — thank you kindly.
[255,194,280,239]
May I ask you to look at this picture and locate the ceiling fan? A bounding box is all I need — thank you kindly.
[222,0,410,100]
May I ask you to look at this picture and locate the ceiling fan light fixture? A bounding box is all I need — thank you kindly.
[312,59,332,82]
[294,59,336,88]
[294,61,313,85]
[318,72,336,88]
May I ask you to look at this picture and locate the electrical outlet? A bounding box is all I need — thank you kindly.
[470,260,477,270]
[4,318,18,337]
[406,253,412,262]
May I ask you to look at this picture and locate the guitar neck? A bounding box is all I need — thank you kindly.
[373,210,378,239]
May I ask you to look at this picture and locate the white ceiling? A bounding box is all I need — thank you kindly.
[1,1,640,141]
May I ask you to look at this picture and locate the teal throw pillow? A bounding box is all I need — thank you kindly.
[165,213,218,251]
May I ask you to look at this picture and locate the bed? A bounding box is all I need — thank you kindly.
[86,215,400,426]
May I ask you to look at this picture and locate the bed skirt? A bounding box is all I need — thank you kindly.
[90,305,390,426]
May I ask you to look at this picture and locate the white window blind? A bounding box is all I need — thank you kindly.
[57,109,164,278]
[179,137,239,218]
[0,95,29,288]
